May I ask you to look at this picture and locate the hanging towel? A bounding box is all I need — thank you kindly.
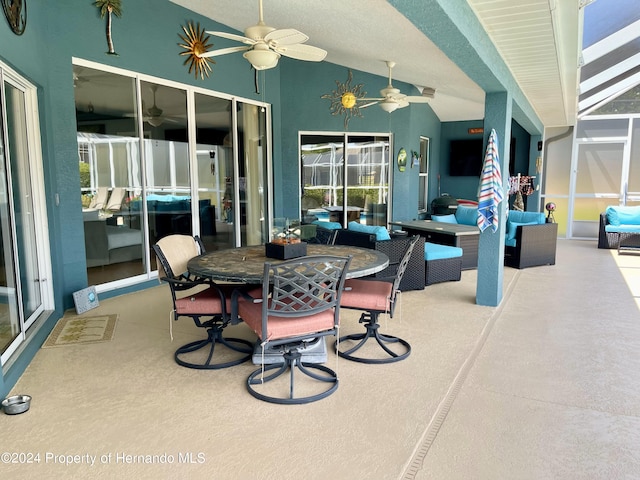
[477,129,504,232]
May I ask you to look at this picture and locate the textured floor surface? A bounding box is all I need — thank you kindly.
[2,239,639,479]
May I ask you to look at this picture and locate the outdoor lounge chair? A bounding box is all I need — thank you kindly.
[105,187,126,212]
[88,187,109,210]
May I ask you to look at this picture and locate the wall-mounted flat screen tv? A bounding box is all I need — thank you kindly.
[449,139,483,176]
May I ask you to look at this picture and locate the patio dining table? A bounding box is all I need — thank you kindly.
[187,244,389,283]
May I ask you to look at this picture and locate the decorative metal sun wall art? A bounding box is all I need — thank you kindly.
[178,21,214,80]
[321,70,368,130]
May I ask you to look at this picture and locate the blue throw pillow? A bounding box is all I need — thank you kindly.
[312,220,342,230]
[607,206,640,226]
[431,214,458,224]
[508,210,545,224]
[507,221,538,240]
[455,205,478,226]
[347,221,391,241]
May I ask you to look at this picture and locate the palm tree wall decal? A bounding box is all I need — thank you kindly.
[94,0,122,55]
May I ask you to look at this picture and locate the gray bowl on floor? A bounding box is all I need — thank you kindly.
[2,395,31,415]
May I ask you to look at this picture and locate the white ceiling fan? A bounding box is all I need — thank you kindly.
[362,61,434,113]
[198,0,327,70]
[126,85,178,127]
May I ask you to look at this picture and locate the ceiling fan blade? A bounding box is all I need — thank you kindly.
[404,95,432,104]
[389,93,407,102]
[199,46,251,58]
[206,30,255,45]
[265,28,309,46]
[274,43,327,62]
[359,101,380,109]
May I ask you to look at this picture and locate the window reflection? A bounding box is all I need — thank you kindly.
[300,133,391,228]
[74,63,272,287]
[75,68,145,283]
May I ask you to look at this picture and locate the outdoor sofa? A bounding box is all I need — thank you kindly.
[432,205,557,269]
[598,205,640,249]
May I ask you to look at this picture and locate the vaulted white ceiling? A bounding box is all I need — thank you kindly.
[170,0,582,129]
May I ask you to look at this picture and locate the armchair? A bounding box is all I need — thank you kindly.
[332,228,425,291]
[153,234,253,369]
[232,255,351,404]
[504,211,557,269]
[336,235,419,364]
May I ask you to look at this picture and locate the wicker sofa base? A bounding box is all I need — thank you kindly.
[598,212,640,249]
[425,257,462,286]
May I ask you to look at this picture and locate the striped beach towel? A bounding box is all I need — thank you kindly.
[477,129,504,232]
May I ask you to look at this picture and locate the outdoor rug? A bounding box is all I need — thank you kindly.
[42,314,118,347]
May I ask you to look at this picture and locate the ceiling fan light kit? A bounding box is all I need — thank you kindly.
[379,100,400,113]
[243,47,280,70]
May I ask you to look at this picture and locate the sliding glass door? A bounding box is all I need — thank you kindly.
[0,67,51,365]
[73,61,272,288]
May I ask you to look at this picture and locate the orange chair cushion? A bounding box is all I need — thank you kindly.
[238,298,335,341]
[175,287,229,315]
[340,278,392,311]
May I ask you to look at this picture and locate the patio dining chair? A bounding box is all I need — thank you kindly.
[153,234,254,370]
[336,235,419,364]
[232,255,351,404]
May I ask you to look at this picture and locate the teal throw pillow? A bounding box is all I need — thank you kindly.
[607,206,640,226]
[507,221,538,240]
[431,214,457,224]
[347,221,391,241]
[312,220,342,230]
[455,205,478,226]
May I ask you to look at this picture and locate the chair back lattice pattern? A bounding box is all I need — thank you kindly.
[391,235,420,295]
[262,255,351,320]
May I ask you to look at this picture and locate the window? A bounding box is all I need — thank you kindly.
[300,132,391,227]
[418,136,430,212]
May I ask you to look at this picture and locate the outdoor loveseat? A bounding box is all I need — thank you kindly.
[598,205,640,249]
[432,205,557,269]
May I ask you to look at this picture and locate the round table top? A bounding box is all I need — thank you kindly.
[187,244,389,283]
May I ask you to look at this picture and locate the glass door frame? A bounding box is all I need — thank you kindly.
[0,63,54,367]
[568,136,629,239]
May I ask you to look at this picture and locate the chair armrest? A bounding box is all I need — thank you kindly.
[373,236,425,290]
[508,222,557,269]
[516,222,558,248]
[230,287,262,325]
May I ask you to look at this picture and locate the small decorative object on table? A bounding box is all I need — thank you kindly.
[545,202,556,223]
[266,218,307,259]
